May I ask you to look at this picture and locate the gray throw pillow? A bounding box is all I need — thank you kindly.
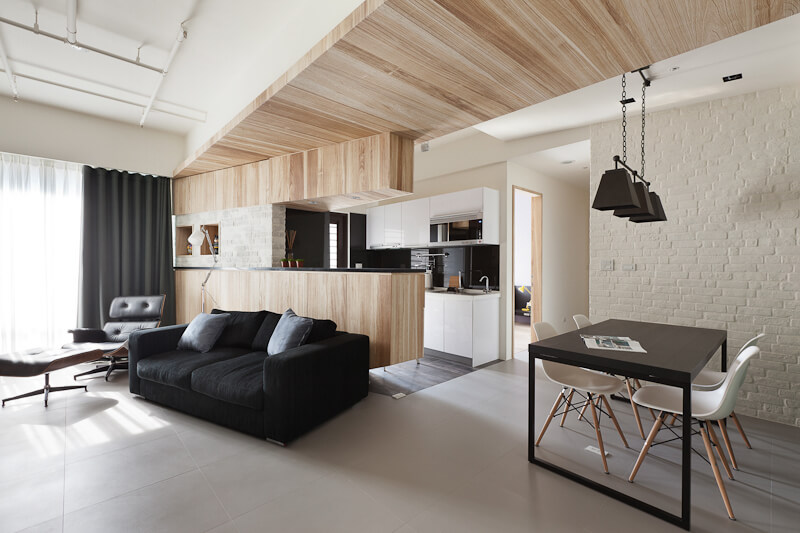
[267,308,313,356]
[177,313,231,353]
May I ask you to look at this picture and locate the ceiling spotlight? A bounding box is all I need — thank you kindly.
[671,66,680,72]
[350,195,361,200]
[723,73,743,83]
[560,160,574,165]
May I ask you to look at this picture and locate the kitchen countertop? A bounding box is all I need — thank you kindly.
[425,288,501,298]
[174,266,425,273]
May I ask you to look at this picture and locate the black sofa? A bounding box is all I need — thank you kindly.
[128,310,369,445]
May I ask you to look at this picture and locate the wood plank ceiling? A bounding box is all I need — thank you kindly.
[174,0,798,177]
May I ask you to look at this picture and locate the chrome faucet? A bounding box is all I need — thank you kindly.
[479,275,489,293]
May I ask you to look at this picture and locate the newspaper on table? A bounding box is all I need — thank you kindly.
[581,334,647,353]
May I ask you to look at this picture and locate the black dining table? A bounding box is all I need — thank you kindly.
[528,319,727,531]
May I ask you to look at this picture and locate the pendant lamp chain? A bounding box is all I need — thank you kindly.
[641,79,646,181]
[621,73,628,163]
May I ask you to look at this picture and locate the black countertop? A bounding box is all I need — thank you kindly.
[174,266,425,273]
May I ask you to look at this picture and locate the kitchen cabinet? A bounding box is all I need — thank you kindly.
[423,292,444,352]
[366,206,385,249]
[429,188,484,219]
[424,291,500,366]
[401,198,430,248]
[366,187,498,248]
[384,203,402,246]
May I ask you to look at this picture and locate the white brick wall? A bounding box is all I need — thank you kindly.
[589,86,800,427]
[175,205,286,268]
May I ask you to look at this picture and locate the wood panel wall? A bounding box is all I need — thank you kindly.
[175,269,424,369]
[172,132,413,215]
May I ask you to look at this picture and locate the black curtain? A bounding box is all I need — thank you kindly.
[78,166,176,327]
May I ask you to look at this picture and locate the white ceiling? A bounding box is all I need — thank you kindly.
[509,140,590,188]
[0,0,362,137]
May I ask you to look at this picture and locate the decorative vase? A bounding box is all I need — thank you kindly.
[187,243,192,255]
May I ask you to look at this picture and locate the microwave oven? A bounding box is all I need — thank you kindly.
[430,217,484,245]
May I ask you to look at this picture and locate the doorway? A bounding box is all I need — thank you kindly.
[512,187,543,356]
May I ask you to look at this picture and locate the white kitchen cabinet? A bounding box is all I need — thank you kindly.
[401,198,430,248]
[366,206,385,249]
[384,203,402,246]
[424,291,500,366]
[429,188,484,219]
[444,297,473,358]
[423,292,444,352]
[472,297,501,367]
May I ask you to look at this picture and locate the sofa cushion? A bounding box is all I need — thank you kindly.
[177,313,230,353]
[268,309,313,356]
[250,311,282,352]
[308,319,337,343]
[211,309,268,349]
[136,347,249,391]
[191,352,269,410]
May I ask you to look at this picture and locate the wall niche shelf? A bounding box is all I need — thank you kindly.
[201,224,219,256]
[176,225,193,256]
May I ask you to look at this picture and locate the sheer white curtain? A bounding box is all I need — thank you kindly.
[0,152,83,353]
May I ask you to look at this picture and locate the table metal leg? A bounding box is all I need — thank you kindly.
[681,383,692,529]
[721,339,728,372]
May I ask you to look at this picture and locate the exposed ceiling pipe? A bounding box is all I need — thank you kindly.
[139,24,186,127]
[0,33,18,100]
[66,0,77,46]
[0,67,206,122]
[0,15,162,73]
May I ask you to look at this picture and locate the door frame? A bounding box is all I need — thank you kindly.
[511,185,543,355]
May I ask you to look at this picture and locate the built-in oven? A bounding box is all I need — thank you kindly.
[429,216,484,245]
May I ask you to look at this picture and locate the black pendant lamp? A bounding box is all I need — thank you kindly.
[630,192,667,223]
[593,68,667,223]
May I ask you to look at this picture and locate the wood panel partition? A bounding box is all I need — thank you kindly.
[175,269,424,369]
[172,132,412,215]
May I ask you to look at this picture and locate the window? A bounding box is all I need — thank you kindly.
[329,223,338,269]
[0,153,83,352]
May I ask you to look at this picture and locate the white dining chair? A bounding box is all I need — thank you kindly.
[571,313,649,440]
[533,321,629,474]
[572,314,592,329]
[666,333,763,467]
[628,346,760,521]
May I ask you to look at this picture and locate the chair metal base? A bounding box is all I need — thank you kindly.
[2,373,87,407]
[74,360,128,381]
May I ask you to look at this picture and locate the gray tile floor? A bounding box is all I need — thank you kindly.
[1,356,798,533]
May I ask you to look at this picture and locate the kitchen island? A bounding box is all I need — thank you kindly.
[175,267,424,368]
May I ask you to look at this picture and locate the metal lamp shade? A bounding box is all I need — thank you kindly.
[591,168,641,211]
[630,192,667,223]
[613,182,655,218]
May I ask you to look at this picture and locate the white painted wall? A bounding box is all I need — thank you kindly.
[507,162,589,337]
[0,98,184,176]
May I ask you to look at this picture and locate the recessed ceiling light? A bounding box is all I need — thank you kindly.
[350,195,361,200]
[307,200,318,205]
[561,160,575,165]
[671,66,680,72]
[723,73,743,82]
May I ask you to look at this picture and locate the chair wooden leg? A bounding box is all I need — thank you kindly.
[669,413,678,425]
[578,398,590,421]
[625,379,645,439]
[718,419,739,470]
[700,423,735,520]
[629,411,665,482]
[536,389,566,446]
[730,412,752,449]
[601,394,629,448]
[706,420,734,480]
[587,393,609,474]
[560,389,574,427]
[632,379,657,419]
